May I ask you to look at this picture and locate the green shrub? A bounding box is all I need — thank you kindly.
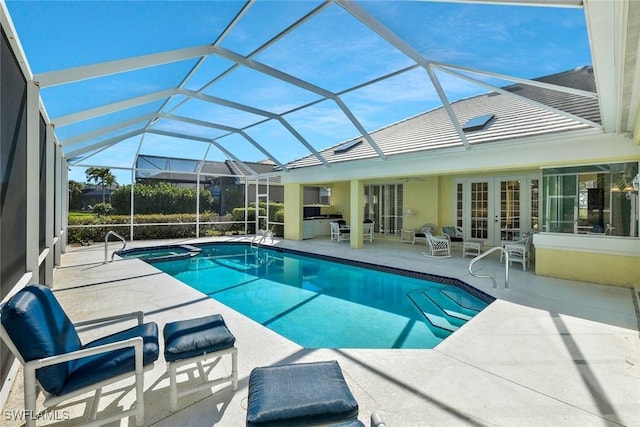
[92,202,114,216]
[67,213,239,243]
[230,202,284,235]
[111,183,215,215]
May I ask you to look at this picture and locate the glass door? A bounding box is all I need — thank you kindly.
[364,184,404,235]
[469,180,492,242]
[459,176,532,246]
[497,178,522,241]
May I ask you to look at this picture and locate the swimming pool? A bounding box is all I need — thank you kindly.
[122,243,493,349]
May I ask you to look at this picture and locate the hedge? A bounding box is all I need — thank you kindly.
[67,213,238,244]
[110,183,215,215]
[230,202,284,236]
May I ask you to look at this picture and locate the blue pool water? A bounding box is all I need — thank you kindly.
[126,243,492,349]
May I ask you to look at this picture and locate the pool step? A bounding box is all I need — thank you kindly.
[440,287,488,312]
[407,291,460,333]
[422,287,482,321]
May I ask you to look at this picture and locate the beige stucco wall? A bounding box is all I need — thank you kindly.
[283,183,303,240]
[536,248,640,288]
[402,177,439,231]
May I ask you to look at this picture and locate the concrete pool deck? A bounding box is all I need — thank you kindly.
[2,236,639,426]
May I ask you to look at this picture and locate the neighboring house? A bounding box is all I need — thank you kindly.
[80,186,114,210]
[281,67,640,287]
[135,155,283,214]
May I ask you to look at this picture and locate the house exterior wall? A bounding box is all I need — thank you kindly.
[282,131,640,287]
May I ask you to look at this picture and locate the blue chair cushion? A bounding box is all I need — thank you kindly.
[60,322,159,395]
[1,285,82,395]
[163,314,236,363]
[246,360,359,426]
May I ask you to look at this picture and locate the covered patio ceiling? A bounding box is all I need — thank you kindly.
[3,0,639,179]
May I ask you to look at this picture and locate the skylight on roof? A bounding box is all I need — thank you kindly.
[334,140,362,154]
[462,114,495,132]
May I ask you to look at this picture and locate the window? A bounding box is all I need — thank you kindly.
[542,162,638,237]
[462,114,495,132]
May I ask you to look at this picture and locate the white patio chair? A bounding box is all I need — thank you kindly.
[363,220,374,243]
[330,221,350,243]
[413,224,436,245]
[503,234,534,270]
[422,232,452,258]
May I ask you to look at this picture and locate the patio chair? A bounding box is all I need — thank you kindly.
[442,226,464,243]
[503,234,534,270]
[330,221,350,243]
[423,232,452,258]
[0,284,159,427]
[413,224,436,245]
[363,219,374,243]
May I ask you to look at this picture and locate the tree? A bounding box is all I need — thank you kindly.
[68,180,83,211]
[85,167,117,203]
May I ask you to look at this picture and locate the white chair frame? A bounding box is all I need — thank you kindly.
[423,233,452,258]
[167,346,238,411]
[0,311,154,427]
[500,233,534,268]
[330,221,349,243]
[503,235,533,270]
[362,221,374,243]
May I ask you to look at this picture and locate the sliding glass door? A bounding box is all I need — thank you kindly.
[364,184,404,236]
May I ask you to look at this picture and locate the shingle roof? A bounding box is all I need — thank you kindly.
[284,66,600,170]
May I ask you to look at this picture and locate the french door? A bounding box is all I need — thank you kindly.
[456,176,538,246]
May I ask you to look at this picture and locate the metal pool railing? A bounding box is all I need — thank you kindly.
[468,246,509,289]
[104,231,126,263]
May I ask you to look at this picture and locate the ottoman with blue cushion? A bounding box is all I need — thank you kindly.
[163,314,237,410]
[246,360,361,426]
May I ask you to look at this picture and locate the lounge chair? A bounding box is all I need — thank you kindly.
[331,221,350,243]
[0,284,159,427]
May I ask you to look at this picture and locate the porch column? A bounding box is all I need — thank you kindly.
[350,179,363,249]
[284,183,304,241]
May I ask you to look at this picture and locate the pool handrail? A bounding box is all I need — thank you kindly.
[105,231,127,263]
[251,229,274,248]
[468,246,509,289]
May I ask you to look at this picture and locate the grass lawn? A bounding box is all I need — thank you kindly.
[69,211,95,219]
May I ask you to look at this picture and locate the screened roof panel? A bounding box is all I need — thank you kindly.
[243,120,313,164]
[138,134,210,161]
[253,3,414,93]
[40,60,198,116]
[3,0,629,181]
[149,118,230,141]
[170,98,266,130]
[69,137,144,169]
[181,56,239,92]
[56,101,166,143]
[215,133,268,163]
[202,67,324,114]
[339,67,440,131]
[283,99,363,151]
[9,1,244,71]
[217,0,325,56]
[360,2,591,78]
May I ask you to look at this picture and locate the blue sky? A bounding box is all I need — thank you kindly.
[6,1,591,184]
